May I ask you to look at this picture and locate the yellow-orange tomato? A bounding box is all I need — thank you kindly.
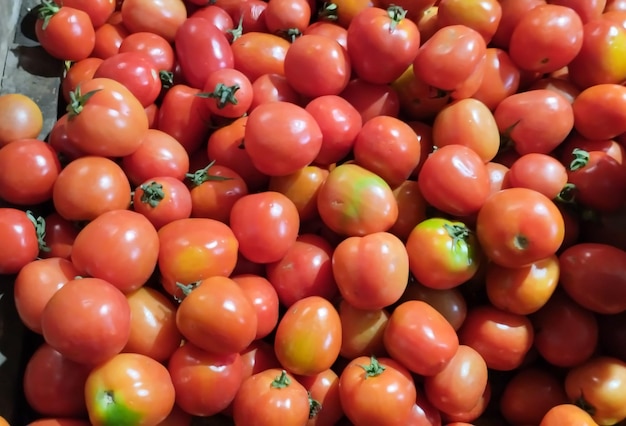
[274,296,342,376]
[269,165,330,222]
[338,299,390,359]
[485,255,559,315]
[436,0,503,44]
[0,93,43,147]
[540,404,600,426]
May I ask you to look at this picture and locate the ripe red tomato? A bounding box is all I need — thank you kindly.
[132,177,193,230]
[383,300,459,376]
[389,179,428,242]
[23,342,90,418]
[40,212,79,260]
[296,369,344,426]
[264,0,311,33]
[559,243,626,314]
[436,0,503,43]
[346,6,420,84]
[333,232,409,310]
[120,0,187,42]
[231,274,280,340]
[91,12,129,59]
[233,369,310,426]
[243,101,323,176]
[274,296,342,376]
[303,20,348,49]
[506,152,568,199]
[418,144,491,217]
[250,73,303,111]
[338,299,390,359]
[168,342,244,416]
[157,218,239,298]
[340,78,401,122]
[471,48,521,111]
[35,2,96,61]
[190,4,235,33]
[199,68,253,118]
[61,57,103,104]
[476,187,565,268]
[59,0,116,28]
[0,208,43,275]
[41,277,131,365]
[85,353,175,425]
[399,282,468,331]
[118,31,176,72]
[491,0,547,49]
[338,356,417,425]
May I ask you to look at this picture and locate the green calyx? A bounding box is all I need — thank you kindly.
[197,83,240,109]
[387,5,407,31]
[139,182,165,208]
[37,0,60,31]
[569,148,590,171]
[359,355,386,378]
[66,85,101,118]
[185,160,233,187]
[26,210,49,253]
[271,370,292,389]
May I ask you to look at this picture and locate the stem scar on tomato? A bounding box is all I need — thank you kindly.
[513,234,529,251]
[574,392,597,416]
[185,160,234,187]
[272,370,292,389]
[139,182,165,208]
[386,5,407,32]
[359,356,386,378]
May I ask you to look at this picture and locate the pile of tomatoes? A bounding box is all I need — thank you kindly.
[2,0,626,424]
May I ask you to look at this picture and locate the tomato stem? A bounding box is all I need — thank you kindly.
[555,183,577,204]
[139,182,165,208]
[197,83,241,109]
[271,370,292,389]
[37,0,61,30]
[185,160,233,187]
[175,281,201,302]
[386,6,407,31]
[66,86,101,118]
[359,355,386,378]
[513,234,529,251]
[318,2,338,22]
[160,70,174,90]
[227,16,244,42]
[574,392,596,416]
[443,223,470,254]
[26,210,50,253]
[278,28,302,43]
[569,148,590,171]
[309,392,322,419]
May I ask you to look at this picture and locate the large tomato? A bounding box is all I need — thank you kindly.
[0,208,44,275]
[476,187,565,268]
[85,353,175,425]
[118,31,175,71]
[506,152,569,200]
[35,2,96,61]
[120,0,187,42]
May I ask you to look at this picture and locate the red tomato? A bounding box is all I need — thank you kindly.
[120,0,187,42]
[340,78,401,122]
[0,208,44,274]
[231,274,280,340]
[0,93,42,148]
[333,232,409,310]
[249,73,303,111]
[284,34,351,98]
[233,369,310,426]
[303,21,348,49]
[559,243,626,314]
[384,300,459,376]
[35,2,96,61]
[338,300,390,359]
[243,101,323,176]
[346,6,420,84]
[265,234,337,307]
[458,305,534,371]
[91,13,129,59]
[132,177,193,230]
[476,187,565,268]
[471,48,521,111]
[389,179,428,242]
[274,296,342,376]
[199,68,253,118]
[118,31,176,72]
[296,369,344,426]
[61,57,104,104]
[264,0,311,34]
[572,83,626,140]
[339,356,417,425]
[168,342,243,416]
[123,286,182,362]
[47,113,87,161]
[85,353,175,425]
[59,0,115,28]
[229,191,300,264]
[190,4,235,33]
[157,217,239,298]
[418,144,491,217]
[436,0,502,43]
[41,277,131,365]
[398,282,468,331]
[491,0,547,49]
[319,0,376,28]
[506,152,568,199]
[228,0,270,34]
[40,212,79,260]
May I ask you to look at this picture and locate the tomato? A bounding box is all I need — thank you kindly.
[265,234,337,307]
[23,342,90,418]
[296,369,344,426]
[458,305,534,371]
[268,166,329,223]
[157,218,239,298]
[565,356,626,425]
[508,4,583,73]
[499,367,569,425]
[26,420,90,426]
[388,180,428,242]
[243,101,322,176]
[353,115,421,188]
[303,21,348,49]
[485,255,559,315]
[47,113,86,162]
[176,276,257,354]
[190,4,235,33]
[156,84,211,154]
[530,75,582,104]
[85,353,175,425]
[231,32,291,83]
[573,83,626,140]
[284,34,351,98]
[568,18,626,89]
[436,0,502,43]
[132,177,192,230]
[598,311,626,362]
[14,257,80,334]
[93,51,161,107]
[250,73,303,111]
[399,282,468,331]
[61,57,103,104]
[566,149,626,212]
[319,0,376,28]
[413,24,486,93]
[406,218,481,290]
[239,340,282,383]
[228,0,270,34]
[41,277,131,365]
[264,0,311,34]
[333,232,409,310]
[338,356,417,425]
[494,89,574,155]
[338,299,389,359]
[346,6,420,84]
[119,31,176,72]
[198,68,253,118]
[229,191,300,264]
[40,212,79,260]
[0,138,61,206]
[168,342,243,416]
[0,208,43,275]
[531,290,598,367]
[36,2,95,61]
[506,153,568,199]
[423,345,488,416]
[491,0,547,49]
[231,274,280,340]
[476,187,565,268]
[540,404,599,426]
[432,98,499,163]
[441,383,491,424]
[418,144,491,217]
[59,0,116,28]
[559,243,626,314]
[317,163,398,236]
[91,14,129,59]
[304,95,361,166]
[340,78,401,122]
[485,161,509,195]
[123,286,182,362]
[274,296,342,376]
[383,300,459,376]
[120,0,186,42]
[0,93,43,147]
